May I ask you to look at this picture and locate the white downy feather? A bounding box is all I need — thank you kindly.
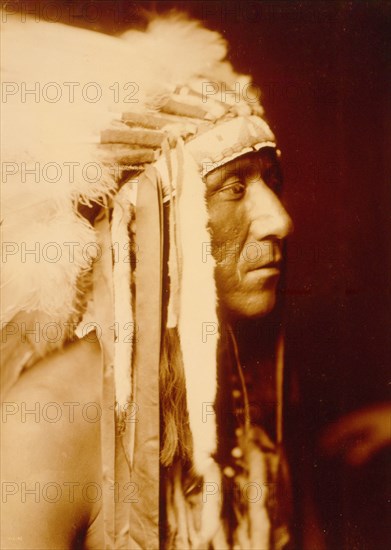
[176,149,219,474]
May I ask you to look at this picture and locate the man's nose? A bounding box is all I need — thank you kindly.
[247,181,293,240]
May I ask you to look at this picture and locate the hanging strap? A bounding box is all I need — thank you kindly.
[93,209,136,549]
[92,211,116,549]
[127,165,163,549]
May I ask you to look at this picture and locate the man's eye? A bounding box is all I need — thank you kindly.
[219,180,246,199]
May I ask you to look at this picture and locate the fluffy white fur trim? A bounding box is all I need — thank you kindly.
[121,15,227,92]
[176,148,219,475]
[1,182,96,325]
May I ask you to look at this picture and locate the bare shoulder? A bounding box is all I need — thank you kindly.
[1,336,103,549]
[2,335,102,457]
[6,334,103,402]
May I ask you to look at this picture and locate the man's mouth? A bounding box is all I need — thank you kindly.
[246,259,281,273]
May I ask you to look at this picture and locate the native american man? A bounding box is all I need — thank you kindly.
[1,12,293,550]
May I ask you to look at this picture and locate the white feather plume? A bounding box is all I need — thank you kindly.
[176,149,220,474]
[1,11,230,338]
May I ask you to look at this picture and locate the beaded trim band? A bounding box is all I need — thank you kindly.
[185,115,276,176]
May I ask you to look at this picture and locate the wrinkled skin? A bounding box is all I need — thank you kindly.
[205,148,293,319]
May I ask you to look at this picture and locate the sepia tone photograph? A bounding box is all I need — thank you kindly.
[0,1,389,549]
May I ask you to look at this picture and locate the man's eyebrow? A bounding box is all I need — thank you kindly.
[219,165,243,180]
[206,163,247,190]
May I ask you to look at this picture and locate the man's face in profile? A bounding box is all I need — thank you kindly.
[205,148,293,319]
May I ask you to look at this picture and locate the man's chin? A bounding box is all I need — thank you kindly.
[220,292,277,320]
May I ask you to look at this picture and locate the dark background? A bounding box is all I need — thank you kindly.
[5,1,390,548]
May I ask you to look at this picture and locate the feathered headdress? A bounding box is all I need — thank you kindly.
[1,11,280,548]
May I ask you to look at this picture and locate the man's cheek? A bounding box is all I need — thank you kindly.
[212,239,241,266]
[208,202,242,237]
[214,261,240,298]
[209,225,242,262]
